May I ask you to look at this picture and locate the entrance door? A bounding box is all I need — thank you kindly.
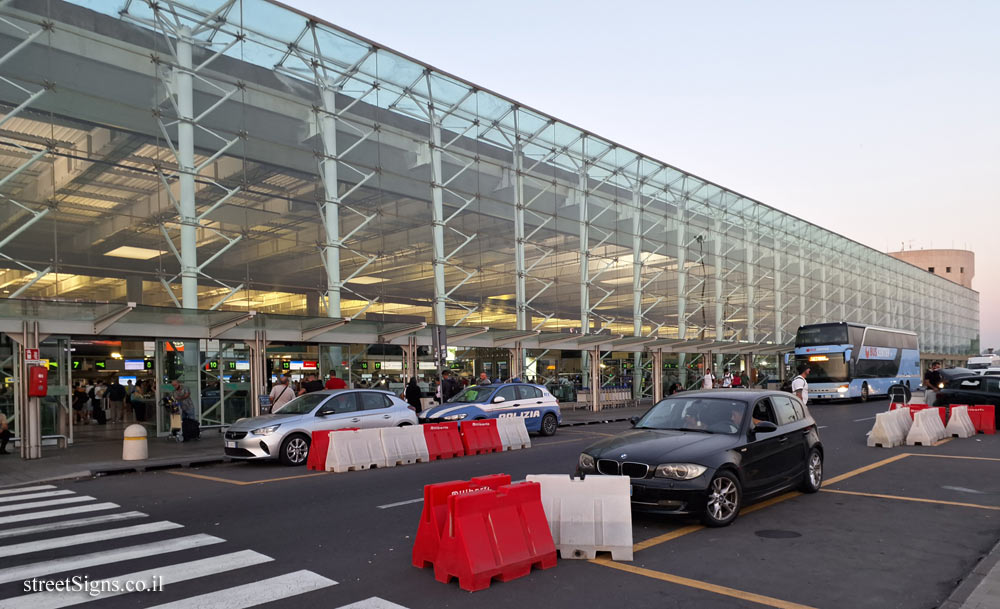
[156,339,200,437]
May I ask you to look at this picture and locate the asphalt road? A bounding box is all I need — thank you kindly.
[0,397,997,609]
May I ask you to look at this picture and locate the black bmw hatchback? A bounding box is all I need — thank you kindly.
[577,390,823,527]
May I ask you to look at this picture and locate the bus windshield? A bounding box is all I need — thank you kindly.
[795,325,848,347]
[794,354,849,383]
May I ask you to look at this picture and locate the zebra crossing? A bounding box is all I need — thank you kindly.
[0,484,409,609]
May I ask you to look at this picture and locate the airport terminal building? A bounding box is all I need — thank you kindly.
[0,0,979,456]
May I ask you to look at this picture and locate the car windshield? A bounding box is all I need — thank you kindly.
[794,354,849,383]
[272,393,329,415]
[635,397,748,434]
[447,386,495,404]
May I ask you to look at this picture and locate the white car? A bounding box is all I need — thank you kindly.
[223,389,418,465]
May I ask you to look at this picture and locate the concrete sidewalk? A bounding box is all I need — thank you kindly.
[0,431,227,489]
[942,537,1000,609]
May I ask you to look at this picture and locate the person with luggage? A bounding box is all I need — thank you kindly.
[169,379,198,441]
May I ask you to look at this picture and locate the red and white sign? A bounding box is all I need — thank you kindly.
[25,348,39,361]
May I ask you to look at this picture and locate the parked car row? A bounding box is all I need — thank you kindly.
[224,383,561,466]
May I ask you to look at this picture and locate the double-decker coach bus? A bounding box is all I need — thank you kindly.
[793,322,920,402]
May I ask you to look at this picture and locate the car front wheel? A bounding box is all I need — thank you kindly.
[279,434,309,466]
[800,448,823,493]
[702,470,741,527]
[540,413,558,436]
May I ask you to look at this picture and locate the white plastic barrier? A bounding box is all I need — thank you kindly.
[525,474,633,561]
[945,406,977,439]
[867,411,904,448]
[497,417,531,450]
[893,407,912,437]
[380,425,429,466]
[906,408,946,446]
[326,428,387,472]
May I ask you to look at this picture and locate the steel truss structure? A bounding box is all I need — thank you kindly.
[0,0,979,360]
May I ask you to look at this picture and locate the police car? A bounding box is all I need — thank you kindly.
[419,382,562,436]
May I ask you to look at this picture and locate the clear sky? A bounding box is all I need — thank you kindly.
[289,0,999,351]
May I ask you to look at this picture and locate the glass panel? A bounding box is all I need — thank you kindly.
[158,340,201,437]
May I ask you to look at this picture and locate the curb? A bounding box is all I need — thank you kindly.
[559,417,632,427]
[0,455,230,490]
[939,537,1000,609]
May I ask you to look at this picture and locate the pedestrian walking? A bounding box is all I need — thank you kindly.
[477,372,492,385]
[325,372,347,390]
[923,361,943,406]
[405,377,423,413]
[791,364,810,405]
[441,370,461,402]
[298,373,324,395]
[107,377,127,423]
[703,369,716,390]
[268,375,294,412]
[722,368,733,388]
[0,410,10,454]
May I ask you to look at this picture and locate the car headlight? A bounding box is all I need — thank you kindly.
[938,383,944,389]
[578,453,595,473]
[654,463,707,480]
[837,385,849,393]
[443,413,468,420]
[251,425,280,436]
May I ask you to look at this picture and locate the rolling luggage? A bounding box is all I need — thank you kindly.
[182,417,200,441]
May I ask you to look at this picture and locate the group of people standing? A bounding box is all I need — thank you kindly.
[702,367,752,389]
[71,378,155,425]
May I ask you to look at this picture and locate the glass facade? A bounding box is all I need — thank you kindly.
[0,0,979,356]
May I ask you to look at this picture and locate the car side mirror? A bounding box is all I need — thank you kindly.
[493,396,506,404]
[629,416,640,427]
[753,421,778,434]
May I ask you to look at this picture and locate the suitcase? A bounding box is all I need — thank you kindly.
[169,412,182,432]
[182,418,200,441]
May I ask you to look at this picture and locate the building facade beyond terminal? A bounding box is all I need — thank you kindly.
[0,0,980,457]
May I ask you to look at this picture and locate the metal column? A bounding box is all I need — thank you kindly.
[676,197,688,385]
[590,347,601,412]
[429,118,447,326]
[175,28,198,308]
[652,349,663,402]
[319,84,342,317]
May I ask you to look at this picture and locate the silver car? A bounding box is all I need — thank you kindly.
[223,389,419,466]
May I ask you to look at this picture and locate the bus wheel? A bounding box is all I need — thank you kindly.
[860,383,870,403]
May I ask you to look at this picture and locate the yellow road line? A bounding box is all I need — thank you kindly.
[591,558,820,609]
[933,437,954,446]
[166,470,330,486]
[823,453,911,486]
[632,525,704,552]
[634,454,909,553]
[821,488,1000,511]
[907,453,1000,462]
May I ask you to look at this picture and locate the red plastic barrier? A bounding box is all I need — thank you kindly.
[423,422,465,460]
[432,481,557,591]
[969,405,996,435]
[412,474,511,570]
[306,428,359,471]
[461,419,503,455]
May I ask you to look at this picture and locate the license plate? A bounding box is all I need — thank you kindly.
[225,441,236,448]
